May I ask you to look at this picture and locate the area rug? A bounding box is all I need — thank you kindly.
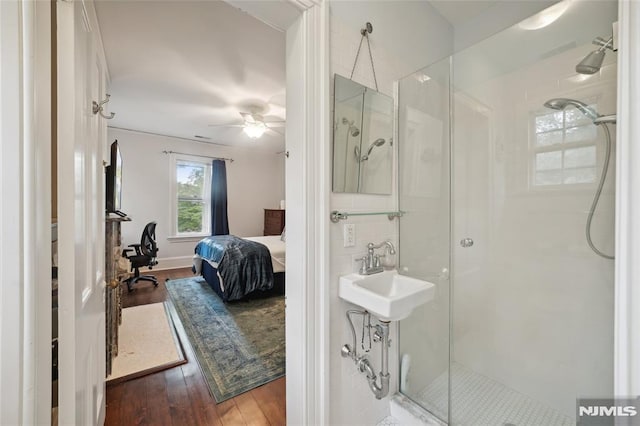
[106,302,186,384]
[165,276,285,402]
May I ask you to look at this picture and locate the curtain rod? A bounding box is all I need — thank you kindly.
[162,150,234,163]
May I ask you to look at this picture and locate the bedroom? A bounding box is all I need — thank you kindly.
[97,1,287,275]
[95,0,289,423]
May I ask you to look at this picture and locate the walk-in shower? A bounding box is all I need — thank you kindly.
[397,1,617,424]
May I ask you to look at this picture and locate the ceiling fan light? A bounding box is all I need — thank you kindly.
[243,121,266,139]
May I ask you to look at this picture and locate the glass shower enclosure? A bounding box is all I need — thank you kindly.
[398,1,618,424]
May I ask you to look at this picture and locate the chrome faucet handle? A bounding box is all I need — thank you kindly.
[356,256,368,274]
[374,255,381,268]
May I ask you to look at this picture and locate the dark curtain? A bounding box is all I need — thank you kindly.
[211,160,229,235]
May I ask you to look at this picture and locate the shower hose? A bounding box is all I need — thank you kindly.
[586,123,614,259]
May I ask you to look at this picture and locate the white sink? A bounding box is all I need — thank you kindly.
[339,270,436,321]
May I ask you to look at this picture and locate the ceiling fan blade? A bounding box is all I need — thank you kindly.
[266,126,284,136]
[265,121,285,127]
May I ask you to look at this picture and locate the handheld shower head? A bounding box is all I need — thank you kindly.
[360,138,386,161]
[543,98,600,121]
[367,138,386,152]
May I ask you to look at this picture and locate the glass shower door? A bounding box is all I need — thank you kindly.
[449,1,617,424]
[398,57,452,423]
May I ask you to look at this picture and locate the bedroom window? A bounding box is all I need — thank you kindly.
[173,157,212,237]
[531,103,598,187]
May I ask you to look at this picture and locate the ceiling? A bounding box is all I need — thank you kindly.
[429,1,500,26]
[95,0,286,150]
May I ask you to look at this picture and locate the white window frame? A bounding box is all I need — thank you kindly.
[170,154,212,239]
[529,100,600,190]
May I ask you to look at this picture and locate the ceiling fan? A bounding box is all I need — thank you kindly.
[208,111,285,139]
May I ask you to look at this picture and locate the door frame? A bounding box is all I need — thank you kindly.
[283,1,331,424]
[0,0,52,424]
[614,0,640,398]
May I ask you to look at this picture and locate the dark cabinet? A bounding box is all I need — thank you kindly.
[264,209,285,236]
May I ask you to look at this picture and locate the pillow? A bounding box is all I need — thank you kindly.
[280,227,286,242]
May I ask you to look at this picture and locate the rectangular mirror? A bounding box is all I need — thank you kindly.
[333,74,393,194]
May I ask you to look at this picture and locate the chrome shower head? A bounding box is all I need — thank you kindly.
[342,117,360,137]
[576,50,606,75]
[543,98,600,121]
[576,36,613,75]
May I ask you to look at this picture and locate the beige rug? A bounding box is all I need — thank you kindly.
[107,302,186,384]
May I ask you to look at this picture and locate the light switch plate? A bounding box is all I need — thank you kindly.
[343,223,355,247]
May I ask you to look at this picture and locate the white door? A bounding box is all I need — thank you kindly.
[57,1,108,424]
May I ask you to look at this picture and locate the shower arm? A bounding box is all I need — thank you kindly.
[593,36,614,51]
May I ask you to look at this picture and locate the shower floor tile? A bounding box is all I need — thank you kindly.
[416,363,574,426]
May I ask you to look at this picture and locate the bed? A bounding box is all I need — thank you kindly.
[192,234,285,302]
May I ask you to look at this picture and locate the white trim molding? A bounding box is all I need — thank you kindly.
[155,256,193,271]
[0,1,52,424]
[615,0,640,399]
[284,2,330,424]
[287,0,321,11]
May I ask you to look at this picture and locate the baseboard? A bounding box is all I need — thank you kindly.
[154,256,192,271]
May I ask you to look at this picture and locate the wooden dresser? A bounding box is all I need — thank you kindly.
[264,209,285,236]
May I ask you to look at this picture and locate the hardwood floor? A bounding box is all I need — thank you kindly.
[106,268,286,426]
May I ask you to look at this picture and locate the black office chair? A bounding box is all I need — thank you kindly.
[122,221,159,292]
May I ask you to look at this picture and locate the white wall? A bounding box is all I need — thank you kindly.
[108,128,285,267]
[328,2,453,424]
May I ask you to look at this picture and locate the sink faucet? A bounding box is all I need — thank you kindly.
[371,241,396,255]
[357,241,396,275]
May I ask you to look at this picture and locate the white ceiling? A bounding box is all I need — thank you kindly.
[429,1,501,26]
[95,0,286,149]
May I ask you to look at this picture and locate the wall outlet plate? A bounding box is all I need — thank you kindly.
[343,223,355,247]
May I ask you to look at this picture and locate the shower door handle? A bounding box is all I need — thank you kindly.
[460,238,474,248]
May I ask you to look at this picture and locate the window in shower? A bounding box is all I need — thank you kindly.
[531,103,598,186]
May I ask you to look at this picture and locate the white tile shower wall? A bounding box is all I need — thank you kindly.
[328,3,453,424]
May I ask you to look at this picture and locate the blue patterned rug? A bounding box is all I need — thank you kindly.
[165,276,285,402]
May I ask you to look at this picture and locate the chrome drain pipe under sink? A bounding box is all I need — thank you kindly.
[341,310,391,399]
